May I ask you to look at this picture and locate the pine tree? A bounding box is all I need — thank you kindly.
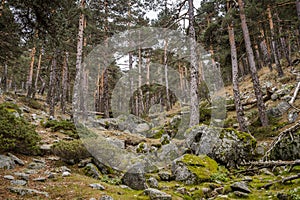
[237,0,269,127]
[227,1,248,132]
[188,0,200,127]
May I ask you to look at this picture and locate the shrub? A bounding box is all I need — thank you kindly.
[43,120,79,139]
[19,97,42,110]
[0,103,40,155]
[51,140,90,164]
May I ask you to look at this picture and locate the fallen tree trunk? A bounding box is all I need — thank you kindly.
[261,173,300,189]
[243,160,300,168]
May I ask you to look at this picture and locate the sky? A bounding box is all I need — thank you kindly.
[145,0,202,20]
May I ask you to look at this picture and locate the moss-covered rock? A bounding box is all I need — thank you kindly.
[51,140,90,164]
[185,125,256,168]
[265,130,300,160]
[171,154,218,185]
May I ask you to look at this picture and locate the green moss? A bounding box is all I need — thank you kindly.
[51,140,90,163]
[224,128,256,147]
[43,120,79,139]
[19,97,42,110]
[192,189,204,199]
[0,103,40,155]
[223,184,232,194]
[153,128,165,139]
[136,142,146,153]
[180,154,218,182]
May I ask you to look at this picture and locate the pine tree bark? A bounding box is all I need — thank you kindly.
[138,34,144,116]
[164,38,170,110]
[188,0,199,127]
[297,0,300,19]
[259,28,272,71]
[73,0,85,118]
[2,62,7,92]
[0,0,4,17]
[27,46,36,98]
[228,21,248,132]
[61,51,69,114]
[276,14,292,66]
[32,49,42,99]
[49,52,57,117]
[267,5,284,77]
[238,0,269,127]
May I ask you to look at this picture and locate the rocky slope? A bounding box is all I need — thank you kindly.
[0,64,300,199]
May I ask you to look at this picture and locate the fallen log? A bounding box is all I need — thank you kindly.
[236,160,300,175]
[260,173,300,189]
[243,160,300,168]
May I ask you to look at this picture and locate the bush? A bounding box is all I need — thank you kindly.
[19,97,42,110]
[43,120,79,139]
[0,103,40,155]
[51,140,90,164]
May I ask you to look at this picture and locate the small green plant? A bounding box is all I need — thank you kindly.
[101,175,122,185]
[0,103,40,155]
[19,97,42,110]
[43,120,79,139]
[51,140,90,163]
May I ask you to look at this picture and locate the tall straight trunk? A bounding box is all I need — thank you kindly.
[259,28,272,71]
[0,0,4,17]
[276,14,292,66]
[73,0,85,117]
[2,63,7,92]
[238,0,269,126]
[164,39,170,110]
[103,69,109,118]
[61,51,69,114]
[49,52,57,117]
[228,22,248,132]
[33,49,42,98]
[188,0,199,127]
[138,33,144,116]
[27,46,36,98]
[254,43,263,69]
[296,0,300,16]
[267,5,284,77]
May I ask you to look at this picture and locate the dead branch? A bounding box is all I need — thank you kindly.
[260,173,300,189]
[243,160,300,168]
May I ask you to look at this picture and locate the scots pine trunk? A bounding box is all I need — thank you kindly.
[61,51,69,114]
[276,15,292,66]
[73,0,85,118]
[2,63,7,92]
[0,0,4,17]
[254,44,263,69]
[33,50,42,99]
[228,22,248,132]
[259,28,272,71]
[137,36,144,116]
[27,46,36,98]
[238,0,269,127]
[103,70,109,118]
[49,52,57,117]
[164,38,170,110]
[267,5,284,77]
[188,0,199,127]
[297,0,300,17]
